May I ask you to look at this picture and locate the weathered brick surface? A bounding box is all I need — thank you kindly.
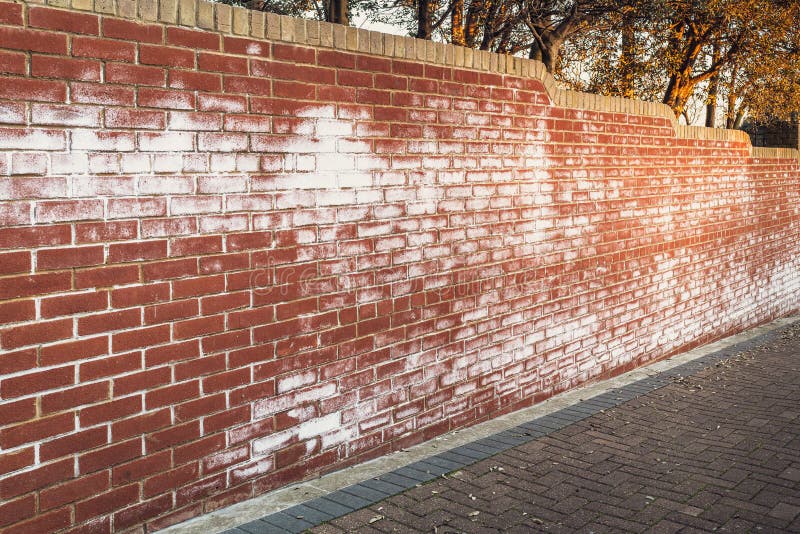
[311,324,800,533]
[0,0,799,531]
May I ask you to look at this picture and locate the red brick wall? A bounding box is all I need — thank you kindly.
[1,1,799,531]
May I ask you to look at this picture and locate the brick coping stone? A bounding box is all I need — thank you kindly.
[19,0,799,161]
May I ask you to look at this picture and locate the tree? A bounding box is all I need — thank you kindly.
[523,0,612,73]
[557,0,800,124]
[245,0,349,24]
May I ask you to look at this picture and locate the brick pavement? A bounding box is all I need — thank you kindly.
[301,323,800,533]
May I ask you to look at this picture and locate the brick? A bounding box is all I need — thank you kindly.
[40,336,109,366]
[0,350,36,378]
[42,382,110,414]
[112,324,171,352]
[0,202,30,225]
[2,508,71,534]
[106,197,166,219]
[143,463,199,497]
[71,81,135,105]
[114,494,172,531]
[75,221,137,244]
[1,318,73,350]
[1,365,75,398]
[40,427,108,462]
[112,408,171,441]
[72,130,135,151]
[32,55,101,81]
[105,108,165,129]
[0,49,26,75]
[79,439,142,474]
[223,75,272,96]
[198,51,247,74]
[167,27,220,50]
[145,381,200,410]
[273,43,315,64]
[0,460,72,499]
[112,449,171,485]
[29,7,100,35]
[40,291,108,318]
[138,131,194,150]
[116,369,171,397]
[198,93,246,112]
[143,299,199,325]
[38,245,104,270]
[0,301,35,326]
[0,494,35,528]
[169,69,222,92]
[0,127,65,150]
[0,414,74,450]
[0,27,67,55]
[198,132,248,152]
[36,199,104,223]
[0,251,31,275]
[72,36,136,61]
[10,152,48,176]
[106,62,165,86]
[102,18,163,42]
[0,448,34,479]
[138,88,195,110]
[139,44,195,68]
[75,484,139,523]
[108,240,168,263]
[0,397,36,426]
[0,2,23,25]
[168,111,223,131]
[146,342,198,371]
[74,266,140,290]
[80,351,140,381]
[32,103,102,127]
[40,471,109,511]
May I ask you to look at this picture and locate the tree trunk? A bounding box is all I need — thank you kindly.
[463,0,482,48]
[619,12,636,99]
[529,34,561,73]
[417,0,432,39]
[325,0,348,25]
[725,68,738,129]
[451,0,465,46]
[705,45,720,127]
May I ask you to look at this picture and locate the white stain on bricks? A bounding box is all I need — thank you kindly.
[252,412,341,455]
[253,382,337,419]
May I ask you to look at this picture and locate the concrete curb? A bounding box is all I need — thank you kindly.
[163,314,800,534]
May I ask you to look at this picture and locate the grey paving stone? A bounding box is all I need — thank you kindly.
[304,497,358,517]
[552,407,590,421]
[517,421,558,434]
[473,436,513,451]
[376,471,422,489]
[488,432,531,447]
[425,454,470,471]
[392,465,438,483]
[324,490,373,510]
[449,444,491,460]
[282,504,336,524]
[237,519,280,534]
[456,441,498,457]
[435,449,479,465]
[359,478,406,496]
[407,460,450,477]
[260,512,314,533]
[340,484,391,503]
